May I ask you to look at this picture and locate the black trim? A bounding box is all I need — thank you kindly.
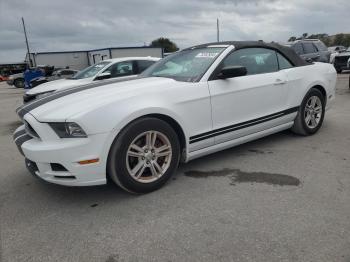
[25,158,39,176]
[189,106,299,144]
[14,134,32,156]
[185,41,308,67]
[16,76,139,119]
[13,128,26,140]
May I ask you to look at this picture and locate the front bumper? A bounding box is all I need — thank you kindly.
[13,115,110,186]
[334,57,350,71]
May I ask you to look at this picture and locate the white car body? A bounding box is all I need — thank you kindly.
[14,42,337,188]
[24,57,160,102]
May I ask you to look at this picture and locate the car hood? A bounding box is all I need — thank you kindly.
[9,73,23,79]
[335,51,350,57]
[26,78,92,95]
[20,77,181,122]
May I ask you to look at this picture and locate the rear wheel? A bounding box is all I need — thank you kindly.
[14,78,25,88]
[107,118,180,194]
[291,88,325,136]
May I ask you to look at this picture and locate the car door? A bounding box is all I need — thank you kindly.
[207,47,290,144]
[302,42,320,62]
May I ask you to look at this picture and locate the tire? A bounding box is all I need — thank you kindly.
[14,78,25,88]
[336,69,342,74]
[107,117,180,194]
[291,88,325,136]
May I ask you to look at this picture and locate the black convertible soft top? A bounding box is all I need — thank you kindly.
[185,41,308,67]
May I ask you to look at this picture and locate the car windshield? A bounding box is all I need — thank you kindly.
[71,62,110,79]
[141,47,225,82]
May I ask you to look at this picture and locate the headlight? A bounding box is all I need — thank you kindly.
[36,91,54,99]
[49,122,87,138]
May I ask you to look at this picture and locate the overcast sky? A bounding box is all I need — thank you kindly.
[0,0,349,62]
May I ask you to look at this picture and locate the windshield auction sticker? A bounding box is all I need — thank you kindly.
[195,52,219,58]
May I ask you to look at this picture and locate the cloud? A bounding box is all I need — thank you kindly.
[0,0,349,62]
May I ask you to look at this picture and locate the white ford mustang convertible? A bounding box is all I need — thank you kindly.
[14,41,336,193]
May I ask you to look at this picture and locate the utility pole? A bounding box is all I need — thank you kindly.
[21,17,32,67]
[217,18,220,42]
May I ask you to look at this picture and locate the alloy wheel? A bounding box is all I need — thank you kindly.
[126,131,172,183]
[304,96,323,129]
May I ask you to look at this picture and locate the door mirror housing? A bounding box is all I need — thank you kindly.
[94,72,111,80]
[217,66,247,79]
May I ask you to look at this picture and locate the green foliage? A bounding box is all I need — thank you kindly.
[288,36,297,42]
[150,37,179,53]
[333,34,344,45]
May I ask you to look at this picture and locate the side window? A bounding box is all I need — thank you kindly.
[61,70,73,75]
[314,42,327,51]
[293,43,304,55]
[137,60,156,73]
[104,61,134,78]
[222,48,279,75]
[303,42,317,54]
[277,53,293,70]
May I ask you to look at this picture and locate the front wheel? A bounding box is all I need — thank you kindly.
[14,78,25,88]
[291,88,325,136]
[107,118,180,194]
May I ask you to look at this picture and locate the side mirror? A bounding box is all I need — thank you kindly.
[94,72,111,80]
[217,66,247,79]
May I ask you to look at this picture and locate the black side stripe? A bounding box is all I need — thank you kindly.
[189,106,299,144]
[14,134,32,156]
[16,76,139,119]
[13,128,26,140]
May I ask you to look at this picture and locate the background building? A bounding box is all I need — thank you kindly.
[27,46,163,70]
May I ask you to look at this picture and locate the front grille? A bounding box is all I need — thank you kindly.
[50,163,68,172]
[24,121,40,138]
[334,56,350,64]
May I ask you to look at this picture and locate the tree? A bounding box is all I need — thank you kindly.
[333,34,345,45]
[302,33,308,39]
[150,37,179,53]
[288,36,297,42]
[344,35,350,47]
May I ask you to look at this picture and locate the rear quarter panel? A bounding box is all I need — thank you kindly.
[284,63,336,109]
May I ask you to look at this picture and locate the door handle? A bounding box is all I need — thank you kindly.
[274,79,287,85]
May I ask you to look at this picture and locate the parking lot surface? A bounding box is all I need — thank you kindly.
[0,75,349,262]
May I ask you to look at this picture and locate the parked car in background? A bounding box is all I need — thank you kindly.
[328,46,346,53]
[7,65,55,88]
[333,47,350,73]
[7,72,25,88]
[14,41,336,193]
[0,75,9,82]
[23,57,160,103]
[30,69,79,88]
[329,46,347,64]
[284,39,331,63]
